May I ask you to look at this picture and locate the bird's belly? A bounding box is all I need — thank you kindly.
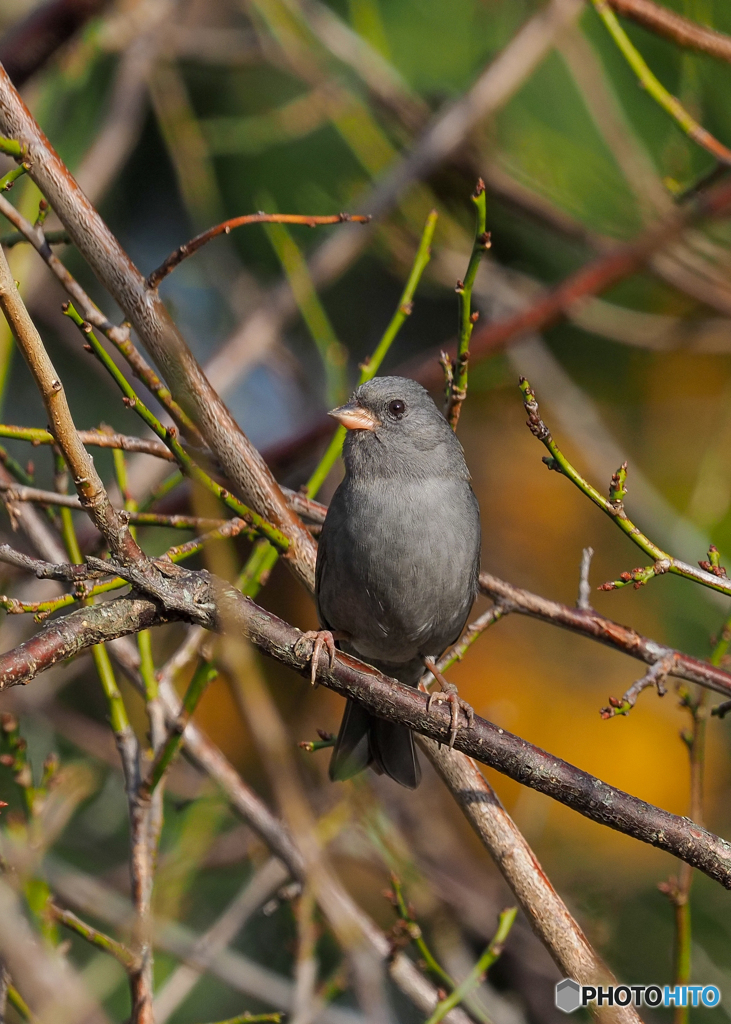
[318,484,478,665]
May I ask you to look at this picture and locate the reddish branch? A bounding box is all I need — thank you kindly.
[606,0,731,64]
[414,174,731,383]
[479,573,731,702]
[146,212,372,290]
[1,580,731,889]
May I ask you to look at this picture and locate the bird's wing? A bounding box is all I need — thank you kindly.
[314,530,333,631]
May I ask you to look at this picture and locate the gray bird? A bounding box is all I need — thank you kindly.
[302,376,481,789]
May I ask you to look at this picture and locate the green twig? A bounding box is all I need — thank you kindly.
[93,640,131,737]
[433,605,507,677]
[138,629,158,706]
[520,378,731,598]
[141,660,218,797]
[445,182,489,430]
[0,442,33,485]
[424,907,517,1024]
[0,137,24,159]
[62,303,290,552]
[590,0,731,167]
[49,901,139,971]
[390,875,454,992]
[305,209,438,497]
[7,982,34,1022]
[138,469,184,513]
[263,217,348,408]
[298,730,335,752]
[197,1014,282,1024]
[0,163,28,194]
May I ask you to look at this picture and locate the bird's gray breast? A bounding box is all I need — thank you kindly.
[316,476,480,666]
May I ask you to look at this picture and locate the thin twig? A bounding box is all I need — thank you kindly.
[520,377,731,599]
[606,0,731,65]
[445,180,490,429]
[146,211,371,289]
[47,901,140,972]
[600,654,674,719]
[140,660,218,798]
[577,546,594,611]
[305,208,438,497]
[0,424,176,460]
[0,245,143,566]
[590,0,731,166]
[0,482,230,528]
[424,908,517,1024]
[0,228,69,248]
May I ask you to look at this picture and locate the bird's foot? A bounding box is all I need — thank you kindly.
[295,630,338,686]
[423,657,474,748]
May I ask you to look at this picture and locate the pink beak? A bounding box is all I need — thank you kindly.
[328,401,380,432]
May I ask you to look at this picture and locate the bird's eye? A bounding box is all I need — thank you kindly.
[388,399,406,419]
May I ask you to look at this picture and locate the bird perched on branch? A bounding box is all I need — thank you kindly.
[298,376,481,789]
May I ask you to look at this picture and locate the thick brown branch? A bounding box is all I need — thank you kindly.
[422,741,640,1024]
[479,573,731,701]
[0,67,317,589]
[606,0,731,64]
[2,583,731,890]
[0,596,170,685]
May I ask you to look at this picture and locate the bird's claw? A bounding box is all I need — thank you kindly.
[295,630,337,686]
[427,683,474,748]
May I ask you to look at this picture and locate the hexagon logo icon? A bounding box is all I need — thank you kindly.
[556,979,582,1013]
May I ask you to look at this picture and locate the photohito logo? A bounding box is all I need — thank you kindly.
[555,980,721,1013]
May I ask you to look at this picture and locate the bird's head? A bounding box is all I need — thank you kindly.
[329,376,469,480]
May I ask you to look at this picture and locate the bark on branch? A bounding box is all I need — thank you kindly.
[0,63,318,590]
[1,578,730,890]
[479,573,731,701]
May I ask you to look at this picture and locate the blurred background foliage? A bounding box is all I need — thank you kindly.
[2,0,731,1020]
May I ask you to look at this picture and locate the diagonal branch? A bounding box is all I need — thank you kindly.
[478,573,731,701]
[2,583,731,890]
[605,0,731,65]
[422,741,638,1024]
[0,65,318,589]
[0,244,142,566]
[146,211,371,289]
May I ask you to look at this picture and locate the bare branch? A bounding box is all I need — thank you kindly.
[600,654,675,719]
[0,244,142,565]
[606,0,731,65]
[479,573,731,701]
[0,425,176,460]
[3,581,731,889]
[147,211,371,289]
[577,546,594,611]
[422,743,640,1024]
[0,69,318,589]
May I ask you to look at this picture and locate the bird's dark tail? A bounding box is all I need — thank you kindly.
[328,699,421,789]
